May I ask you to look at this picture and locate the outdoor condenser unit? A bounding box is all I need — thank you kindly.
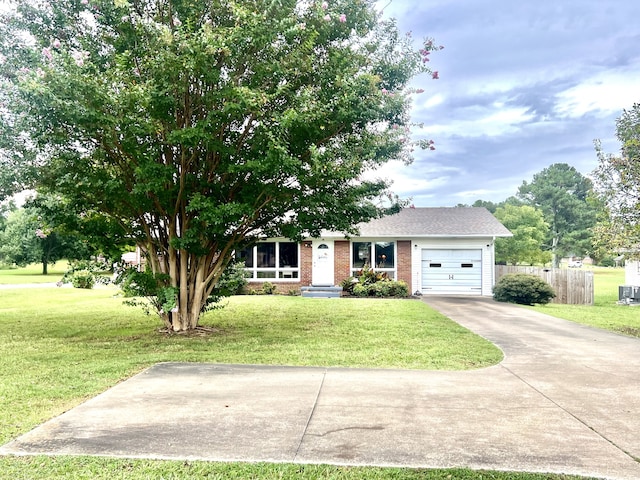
[618,285,640,302]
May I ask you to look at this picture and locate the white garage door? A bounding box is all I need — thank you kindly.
[421,249,482,295]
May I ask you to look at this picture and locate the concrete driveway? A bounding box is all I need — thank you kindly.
[2,296,639,479]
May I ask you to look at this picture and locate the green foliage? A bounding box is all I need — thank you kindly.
[598,256,616,267]
[471,199,500,213]
[494,204,549,265]
[117,269,178,315]
[493,274,556,306]
[0,0,442,330]
[593,104,640,259]
[355,264,389,285]
[214,261,250,296]
[0,196,94,274]
[62,258,110,286]
[352,280,409,298]
[261,282,277,295]
[0,208,40,267]
[340,276,358,294]
[70,269,95,289]
[352,283,367,296]
[518,163,597,267]
[349,266,409,297]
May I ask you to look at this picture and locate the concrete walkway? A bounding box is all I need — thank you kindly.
[2,296,639,479]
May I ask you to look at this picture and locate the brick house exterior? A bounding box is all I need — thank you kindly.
[245,207,511,296]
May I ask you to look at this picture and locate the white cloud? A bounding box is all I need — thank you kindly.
[555,67,640,118]
[419,104,534,138]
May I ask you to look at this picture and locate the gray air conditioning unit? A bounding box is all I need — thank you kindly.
[619,285,640,302]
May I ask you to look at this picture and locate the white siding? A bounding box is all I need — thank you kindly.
[410,238,496,296]
[626,260,640,285]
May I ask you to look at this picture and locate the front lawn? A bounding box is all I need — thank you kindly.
[0,278,600,479]
[0,288,501,444]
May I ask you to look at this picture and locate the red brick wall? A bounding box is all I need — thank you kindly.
[300,241,313,286]
[397,240,412,285]
[246,281,302,294]
[245,240,412,294]
[334,241,351,286]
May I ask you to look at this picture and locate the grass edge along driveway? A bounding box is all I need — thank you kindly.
[0,288,599,480]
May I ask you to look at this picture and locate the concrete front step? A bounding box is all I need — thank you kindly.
[301,286,343,298]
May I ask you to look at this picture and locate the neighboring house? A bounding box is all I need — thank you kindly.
[626,259,640,285]
[243,207,512,296]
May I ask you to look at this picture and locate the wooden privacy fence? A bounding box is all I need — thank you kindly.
[495,266,594,305]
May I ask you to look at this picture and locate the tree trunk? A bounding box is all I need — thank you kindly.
[42,259,48,275]
[166,283,207,331]
[551,236,560,268]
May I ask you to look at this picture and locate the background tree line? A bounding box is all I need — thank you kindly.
[461,162,613,268]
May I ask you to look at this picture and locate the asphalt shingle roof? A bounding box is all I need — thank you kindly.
[326,207,512,238]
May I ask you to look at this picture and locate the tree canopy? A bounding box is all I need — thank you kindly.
[0,0,440,330]
[494,204,549,266]
[593,104,640,258]
[517,163,596,267]
[0,195,92,273]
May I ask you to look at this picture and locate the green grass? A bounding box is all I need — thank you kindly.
[0,288,502,445]
[0,264,610,479]
[0,261,69,284]
[0,457,598,480]
[532,268,640,337]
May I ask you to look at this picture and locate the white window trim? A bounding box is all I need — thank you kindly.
[244,241,301,282]
[350,240,397,279]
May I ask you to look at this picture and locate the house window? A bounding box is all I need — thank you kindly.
[375,242,395,269]
[351,241,396,279]
[240,242,299,280]
[352,242,371,268]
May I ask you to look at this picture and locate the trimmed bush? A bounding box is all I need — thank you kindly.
[351,279,409,298]
[71,270,95,289]
[493,273,556,305]
[63,259,110,286]
[387,280,409,297]
[352,284,368,297]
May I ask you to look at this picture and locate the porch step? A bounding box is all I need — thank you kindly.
[301,286,343,298]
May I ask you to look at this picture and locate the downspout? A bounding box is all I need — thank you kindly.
[490,236,496,295]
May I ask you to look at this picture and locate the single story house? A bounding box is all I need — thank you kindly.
[243,207,512,296]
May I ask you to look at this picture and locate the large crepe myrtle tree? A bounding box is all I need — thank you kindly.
[0,0,440,331]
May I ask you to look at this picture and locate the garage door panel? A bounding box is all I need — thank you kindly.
[421,249,482,295]
[423,285,483,294]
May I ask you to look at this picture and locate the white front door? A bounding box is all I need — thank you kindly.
[312,240,334,286]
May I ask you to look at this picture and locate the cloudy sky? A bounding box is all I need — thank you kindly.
[371,0,640,207]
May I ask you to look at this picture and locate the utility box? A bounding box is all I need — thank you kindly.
[618,285,640,304]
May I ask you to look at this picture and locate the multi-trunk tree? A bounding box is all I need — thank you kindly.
[0,0,440,331]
